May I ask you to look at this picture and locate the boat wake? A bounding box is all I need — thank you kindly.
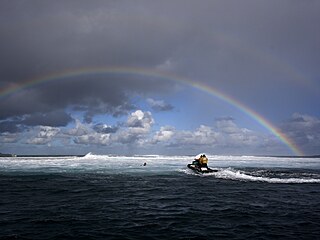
[182,168,320,184]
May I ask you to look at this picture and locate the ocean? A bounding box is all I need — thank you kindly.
[1,154,320,239]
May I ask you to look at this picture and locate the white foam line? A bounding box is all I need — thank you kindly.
[214,169,320,184]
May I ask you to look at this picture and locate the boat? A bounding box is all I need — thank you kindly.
[187,153,218,174]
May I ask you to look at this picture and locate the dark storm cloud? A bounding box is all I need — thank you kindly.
[2,1,319,95]
[281,113,320,154]
[0,0,186,124]
[22,110,73,127]
[0,0,188,82]
[0,75,169,123]
[1,0,319,146]
[147,98,174,112]
[0,121,21,134]
[0,110,71,134]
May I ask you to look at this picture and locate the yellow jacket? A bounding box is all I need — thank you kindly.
[199,156,208,165]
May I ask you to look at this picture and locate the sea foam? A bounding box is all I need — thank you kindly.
[0,154,319,183]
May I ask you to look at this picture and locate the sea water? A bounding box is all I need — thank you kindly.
[1,154,320,239]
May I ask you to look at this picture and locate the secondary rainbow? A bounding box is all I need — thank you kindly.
[0,66,304,156]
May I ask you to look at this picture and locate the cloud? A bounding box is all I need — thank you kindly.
[27,126,60,145]
[145,119,281,155]
[0,120,21,133]
[77,100,136,124]
[1,1,319,155]
[114,110,154,144]
[0,132,18,143]
[156,58,176,71]
[0,110,72,139]
[214,117,238,134]
[151,126,175,144]
[74,133,111,146]
[173,125,218,147]
[126,110,154,130]
[0,108,297,155]
[147,98,174,112]
[0,1,183,124]
[69,110,154,146]
[64,120,111,146]
[2,1,319,109]
[93,123,118,134]
[214,117,260,147]
[281,113,320,153]
[65,119,90,137]
[147,118,266,154]
[22,110,73,127]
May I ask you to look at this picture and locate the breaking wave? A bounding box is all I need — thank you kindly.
[0,154,319,183]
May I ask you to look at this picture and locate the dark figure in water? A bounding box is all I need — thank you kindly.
[143,162,147,166]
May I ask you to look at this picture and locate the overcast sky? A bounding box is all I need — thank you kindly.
[0,0,319,156]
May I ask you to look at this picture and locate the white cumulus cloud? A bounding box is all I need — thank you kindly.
[151,126,175,144]
[27,126,60,145]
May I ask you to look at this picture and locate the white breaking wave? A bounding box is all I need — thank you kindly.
[83,152,94,157]
[0,154,319,183]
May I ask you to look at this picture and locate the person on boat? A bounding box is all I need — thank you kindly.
[193,154,208,168]
[193,155,200,166]
[199,154,208,168]
[188,153,215,173]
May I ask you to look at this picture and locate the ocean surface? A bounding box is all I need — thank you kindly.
[1,153,320,239]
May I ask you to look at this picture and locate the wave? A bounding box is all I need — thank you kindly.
[81,152,97,158]
[60,154,320,169]
[83,152,93,157]
[200,168,320,184]
[0,155,319,184]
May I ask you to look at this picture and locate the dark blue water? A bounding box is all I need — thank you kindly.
[1,170,320,240]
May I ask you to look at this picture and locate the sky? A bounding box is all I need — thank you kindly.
[0,0,319,156]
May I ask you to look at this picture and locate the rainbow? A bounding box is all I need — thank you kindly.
[0,66,304,155]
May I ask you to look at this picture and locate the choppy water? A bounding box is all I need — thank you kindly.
[1,154,320,239]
